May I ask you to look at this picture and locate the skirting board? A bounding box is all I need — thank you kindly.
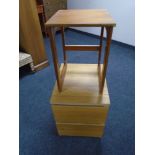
[34,60,49,71]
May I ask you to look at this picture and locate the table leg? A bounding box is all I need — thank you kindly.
[48,27,62,92]
[98,27,104,65]
[61,26,67,64]
[100,26,113,94]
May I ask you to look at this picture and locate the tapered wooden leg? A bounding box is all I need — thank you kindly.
[61,27,67,64]
[98,27,104,65]
[48,27,62,92]
[98,27,104,92]
[100,26,113,94]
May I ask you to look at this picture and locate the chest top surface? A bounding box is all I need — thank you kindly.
[45,9,116,27]
[51,64,110,106]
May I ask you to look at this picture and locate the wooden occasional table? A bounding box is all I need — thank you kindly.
[45,9,116,137]
[45,9,116,94]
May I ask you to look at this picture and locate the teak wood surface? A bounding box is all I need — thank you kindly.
[45,9,116,94]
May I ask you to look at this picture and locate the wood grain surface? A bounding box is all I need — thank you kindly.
[51,64,110,106]
[56,123,104,137]
[52,105,109,124]
[20,0,48,70]
[51,64,110,137]
[45,9,116,27]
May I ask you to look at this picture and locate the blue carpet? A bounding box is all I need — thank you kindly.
[19,29,135,155]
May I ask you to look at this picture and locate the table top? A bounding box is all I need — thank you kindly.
[45,9,116,27]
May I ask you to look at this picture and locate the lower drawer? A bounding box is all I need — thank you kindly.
[56,123,104,137]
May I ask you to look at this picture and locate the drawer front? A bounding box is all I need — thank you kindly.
[52,105,109,124]
[56,123,104,137]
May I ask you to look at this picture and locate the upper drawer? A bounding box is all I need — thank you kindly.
[52,105,110,125]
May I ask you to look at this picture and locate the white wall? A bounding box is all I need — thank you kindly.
[67,0,135,46]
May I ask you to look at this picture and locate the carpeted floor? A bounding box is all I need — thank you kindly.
[19,29,135,155]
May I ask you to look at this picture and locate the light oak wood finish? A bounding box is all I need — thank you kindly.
[60,63,67,88]
[98,27,104,65]
[52,105,109,124]
[51,64,110,137]
[61,27,67,64]
[20,0,48,71]
[51,64,109,105]
[45,10,116,27]
[47,27,62,91]
[45,9,115,93]
[100,27,113,93]
[56,123,104,137]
